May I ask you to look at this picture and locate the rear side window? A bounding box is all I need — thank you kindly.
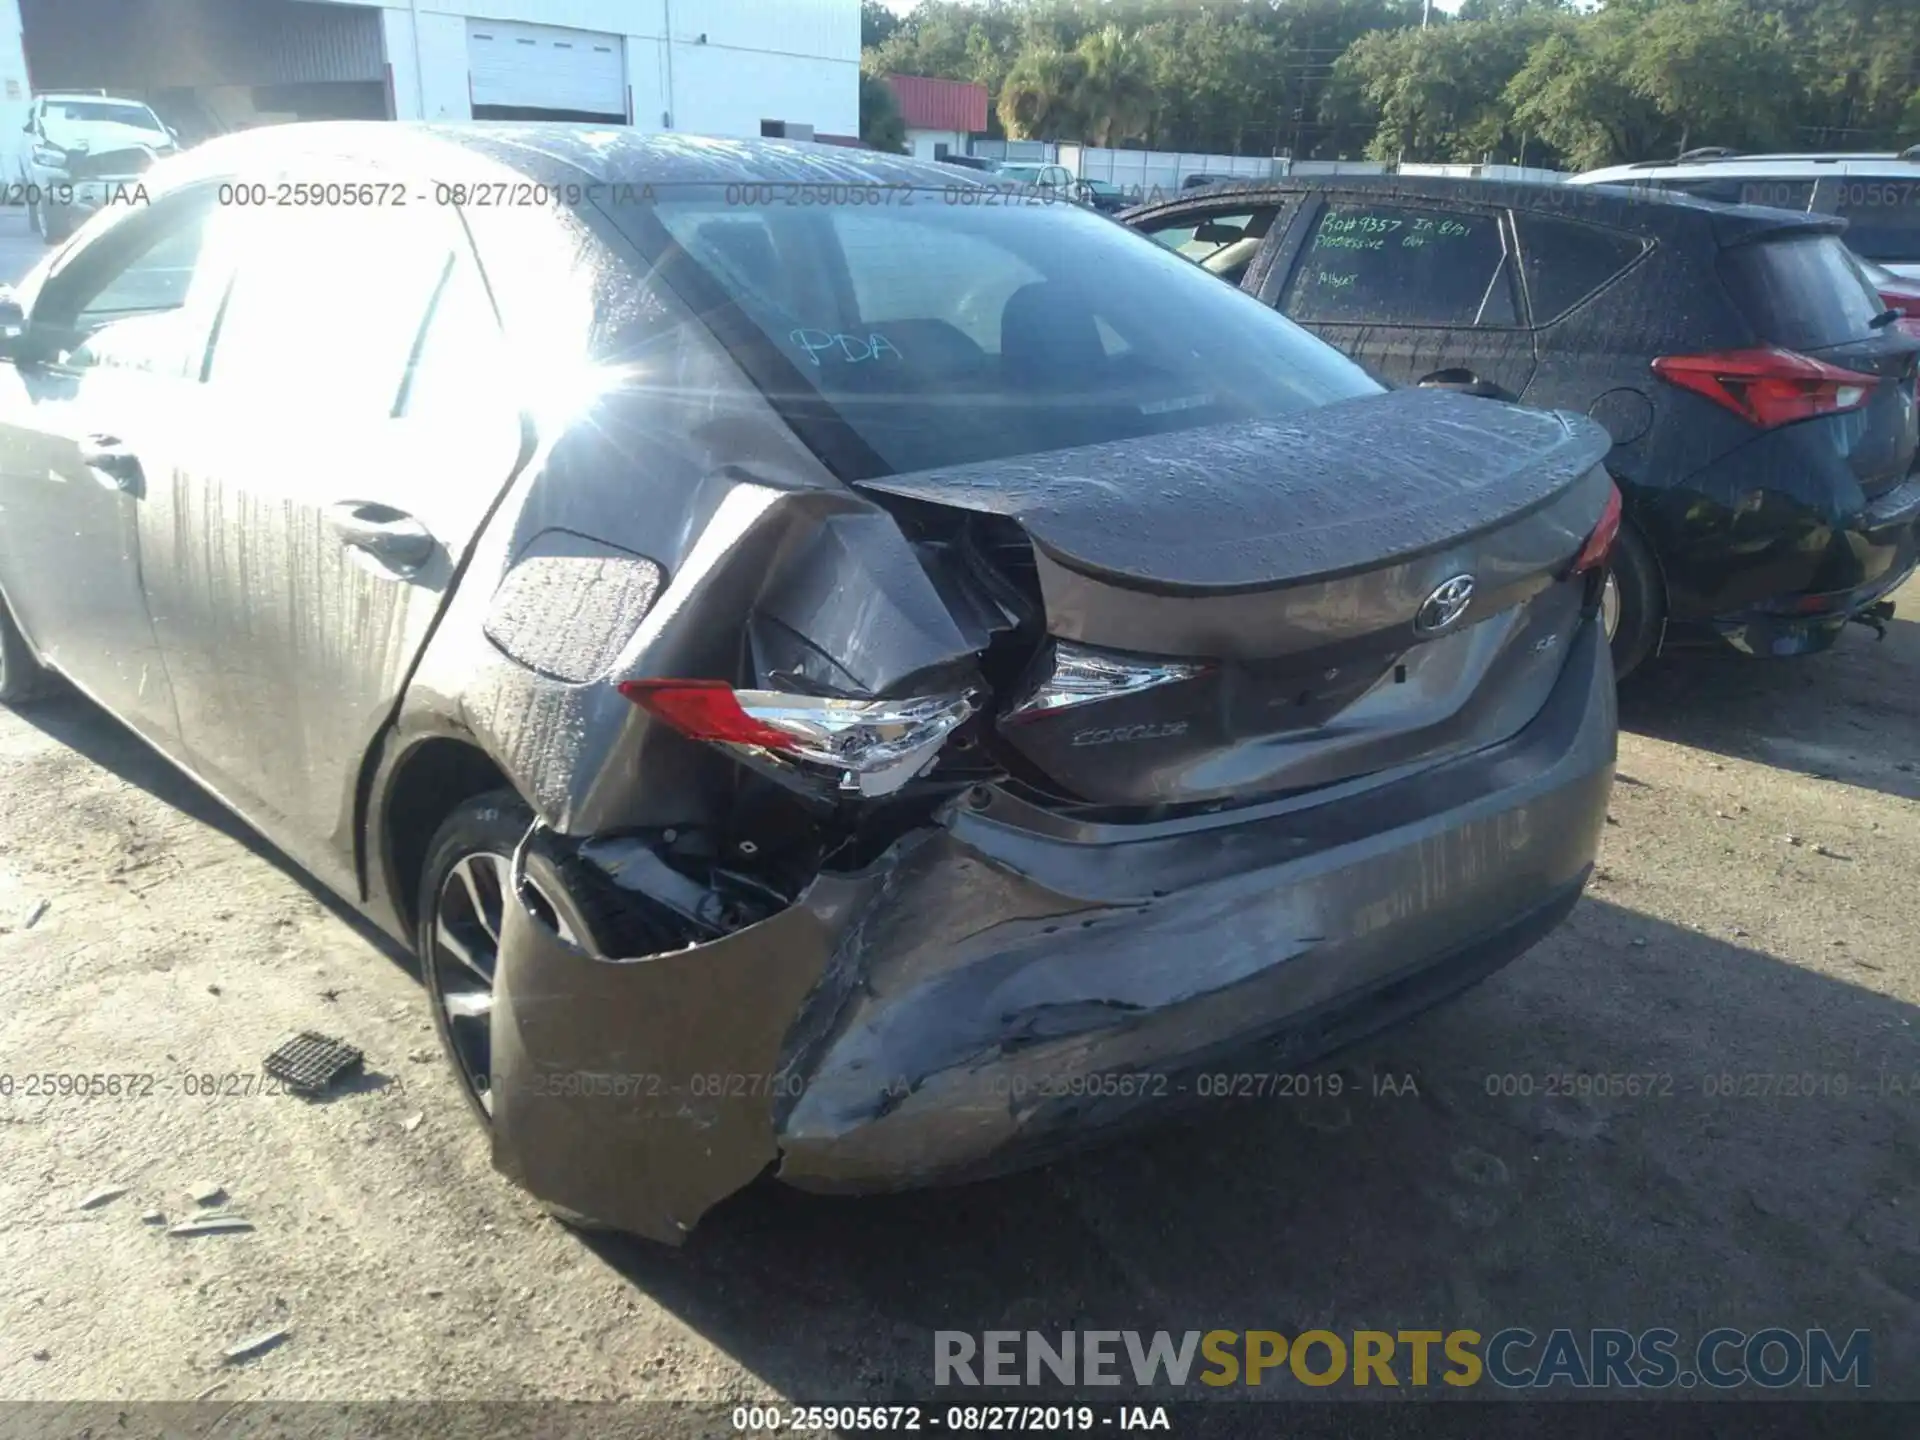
[1283,201,1516,327]
[1719,235,1884,352]
[1513,214,1648,324]
[1830,179,1920,264]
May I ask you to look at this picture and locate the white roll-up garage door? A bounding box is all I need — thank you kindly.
[467,20,626,119]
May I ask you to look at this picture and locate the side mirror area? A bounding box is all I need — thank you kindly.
[0,289,47,365]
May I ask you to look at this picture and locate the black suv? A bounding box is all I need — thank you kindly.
[1124,176,1920,677]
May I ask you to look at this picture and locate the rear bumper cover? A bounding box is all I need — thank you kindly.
[1708,478,1920,656]
[488,619,1616,1243]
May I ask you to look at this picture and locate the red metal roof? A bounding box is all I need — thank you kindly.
[886,74,988,134]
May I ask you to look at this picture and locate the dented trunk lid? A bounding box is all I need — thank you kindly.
[860,388,1615,808]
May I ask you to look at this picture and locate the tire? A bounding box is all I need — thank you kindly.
[1602,520,1664,683]
[0,592,56,705]
[416,789,597,1129]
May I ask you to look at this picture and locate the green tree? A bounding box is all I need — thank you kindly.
[1073,25,1156,146]
[997,44,1089,139]
[861,0,901,50]
[1338,13,1561,162]
[859,70,909,153]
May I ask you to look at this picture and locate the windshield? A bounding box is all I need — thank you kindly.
[611,186,1379,478]
[44,100,165,131]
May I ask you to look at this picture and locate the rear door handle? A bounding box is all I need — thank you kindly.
[79,433,144,496]
[323,501,436,571]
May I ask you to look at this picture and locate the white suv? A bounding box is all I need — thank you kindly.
[16,92,179,244]
[1569,149,1920,280]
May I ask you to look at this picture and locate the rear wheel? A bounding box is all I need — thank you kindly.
[417,791,587,1128]
[1602,521,1663,682]
[0,594,56,705]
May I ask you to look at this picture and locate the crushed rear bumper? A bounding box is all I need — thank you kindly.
[488,618,1616,1244]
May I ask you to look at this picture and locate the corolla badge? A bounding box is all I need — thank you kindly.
[1414,575,1476,635]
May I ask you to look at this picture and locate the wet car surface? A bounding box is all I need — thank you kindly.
[0,125,1619,1242]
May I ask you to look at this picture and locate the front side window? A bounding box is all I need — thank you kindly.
[27,188,218,373]
[613,187,1379,477]
[1283,200,1516,328]
[1139,207,1281,284]
[204,199,454,418]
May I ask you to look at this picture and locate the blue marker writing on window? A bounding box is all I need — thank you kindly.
[789,329,906,366]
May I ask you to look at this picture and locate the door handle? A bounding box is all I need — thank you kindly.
[79,433,145,495]
[1417,368,1517,402]
[324,501,436,571]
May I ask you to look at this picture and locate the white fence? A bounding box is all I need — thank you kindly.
[1062,144,1275,193]
[1398,162,1570,183]
[1042,145,1568,190]
[962,140,1572,190]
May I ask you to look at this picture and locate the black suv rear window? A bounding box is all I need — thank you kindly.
[1719,234,1884,352]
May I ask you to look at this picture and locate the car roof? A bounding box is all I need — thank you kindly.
[36,92,153,105]
[1574,155,1920,184]
[165,120,991,192]
[1120,171,1847,246]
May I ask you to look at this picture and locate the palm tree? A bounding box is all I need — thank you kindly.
[1074,25,1156,147]
[997,46,1088,140]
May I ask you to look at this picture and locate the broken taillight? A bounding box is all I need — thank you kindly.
[1004,641,1212,723]
[619,679,979,798]
[1651,347,1877,429]
[1569,482,1623,576]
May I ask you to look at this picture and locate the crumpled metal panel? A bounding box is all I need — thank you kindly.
[490,846,888,1244]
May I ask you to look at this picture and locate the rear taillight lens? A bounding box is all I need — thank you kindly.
[1570,483,1623,576]
[619,679,979,798]
[1651,347,1877,429]
[1005,641,1211,723]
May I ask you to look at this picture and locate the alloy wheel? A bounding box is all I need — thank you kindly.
[429,850,575,1118]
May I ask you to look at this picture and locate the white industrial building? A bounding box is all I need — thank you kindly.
[0,0,859,181]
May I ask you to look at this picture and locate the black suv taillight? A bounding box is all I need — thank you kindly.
[1652,347,1877,429]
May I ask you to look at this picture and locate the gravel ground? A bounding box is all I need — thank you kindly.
[2,212,1918,1424]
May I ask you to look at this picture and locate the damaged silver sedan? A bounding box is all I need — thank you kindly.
[0,124,1620,1243]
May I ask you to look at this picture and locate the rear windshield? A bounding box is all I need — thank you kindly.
[611,186,1379,477]
[1831,180,1920,264]
[1719,234,1885,352]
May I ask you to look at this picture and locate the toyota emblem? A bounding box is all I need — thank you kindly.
[1414,575,1476,635]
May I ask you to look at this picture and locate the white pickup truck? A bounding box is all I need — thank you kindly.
[14,91,179,243]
